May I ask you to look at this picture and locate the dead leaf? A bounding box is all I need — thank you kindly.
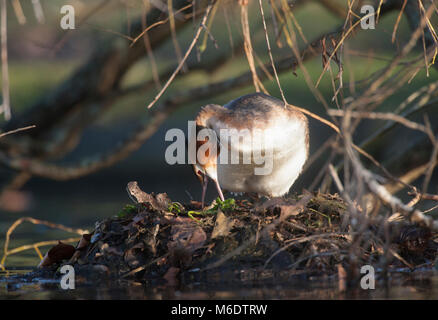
[76,234,91,251]
[69,234,92,263]
[124,242,146,268]
[278,204,302,219]
[155,193,171,211]
[211,210,234,239]
[168,219,206,267]
[38,242,76,268]
[257,198,301,218]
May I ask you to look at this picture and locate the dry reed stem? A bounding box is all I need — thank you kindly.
[280,0,334,122]
[315,10,376,89]
[1,217,88,269]
[0,125,36,139]
[11,0,26,24]
[0,237,81,270]
[328,110,428,133]
[258,0,286,103]
[142,0,162,91]
[199,0,220,52]
[130,3,193,47]
[392,0,408,43]
[343,111,438,231]
[168,0,186,73]
[265,233,349,269]
[240,3,266,94]
[146,1,214,109]
[31,0,45,24]
[1,0,10,121]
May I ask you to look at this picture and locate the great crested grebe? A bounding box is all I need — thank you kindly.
[192,92,309,207]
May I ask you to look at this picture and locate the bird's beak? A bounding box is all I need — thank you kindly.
[201,174,224,208]
[212,178,225,202]
[201,173,208,209]
[193,165,208,208]
[192,164,224,208]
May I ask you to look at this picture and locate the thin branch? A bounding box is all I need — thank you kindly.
[130,3,193,47]
[240,2,266,94]
[1,217,88,269]
[392,0,408,43]
[328,109,428,134]
[31,0,45,24]
[146,1,214,109]
[168,0,186,73]
[343,111,438,231]
[1,0,11,120]
[11,0,26,24]
[258,0,286,103]
[0,125,36,139]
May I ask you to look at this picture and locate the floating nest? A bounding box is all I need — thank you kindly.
[32,182,438,285]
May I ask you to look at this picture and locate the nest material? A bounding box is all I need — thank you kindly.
[37,182,438,284]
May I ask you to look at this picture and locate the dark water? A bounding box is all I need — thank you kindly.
[1,268,438,299]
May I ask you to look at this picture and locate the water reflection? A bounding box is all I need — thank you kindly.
[1,268,438,300]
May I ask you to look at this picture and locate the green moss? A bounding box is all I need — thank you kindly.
[117,204,137,218]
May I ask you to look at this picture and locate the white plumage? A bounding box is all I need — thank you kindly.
[194,93,309,205]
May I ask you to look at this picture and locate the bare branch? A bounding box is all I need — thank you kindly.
[1,0,11,121]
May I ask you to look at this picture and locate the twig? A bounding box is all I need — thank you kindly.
[315,10,376,88]
[258,0,286,103]
[328,163,344,193]
[265,234,348,269]
[392,0,408,43]
[1,217,88,269]
[130,3,193,47]
[0,125,36,139]
[31,0,45,24]
[343,112,438,231]
[168,0,186,73]
[328,109,428,134]
[0,237,81,270]
[316,0,347,18]
[146,1,214,109]
[121,253,169,278]
[1,0,11,120]
[141,0,162,91]
[11,0,26,24]
[240,2,266,94]
[288,250,342,269]
[203,194,312,271]
[409,191,438,202]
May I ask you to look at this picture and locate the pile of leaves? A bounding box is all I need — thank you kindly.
[36,182,438,285]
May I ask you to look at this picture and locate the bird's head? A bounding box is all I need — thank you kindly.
[189,107,225,207]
